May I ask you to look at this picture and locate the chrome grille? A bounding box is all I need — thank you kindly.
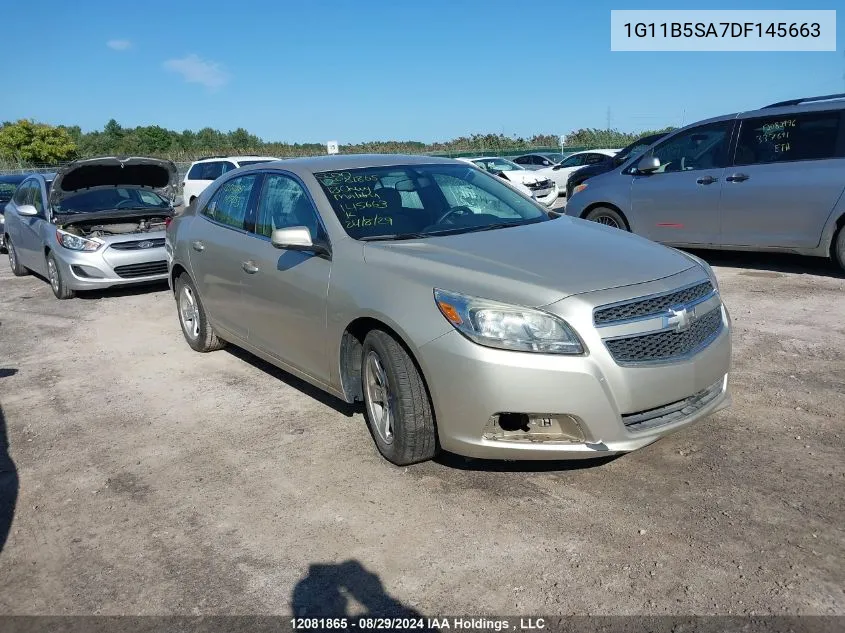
[622,379,724,432]
[594,281,714,325]
[527,179,552,190]
[110,238,166,251]
[605,307,722,364]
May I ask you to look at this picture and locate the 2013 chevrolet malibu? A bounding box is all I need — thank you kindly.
[167,155,732,465]
[4,157,178,299]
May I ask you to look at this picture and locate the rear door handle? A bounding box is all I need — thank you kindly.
[696,175,719,185]
[241,260,259,274]
[726,173,749,183]
[191,240,205,252]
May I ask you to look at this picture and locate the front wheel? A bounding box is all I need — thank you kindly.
[361,330,437,466]
[46,252,75,299]
[585,206,629,231]
[834,225,845,273]
[175,273,225,352]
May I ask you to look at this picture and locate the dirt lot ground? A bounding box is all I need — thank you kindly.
[0,244,843,617]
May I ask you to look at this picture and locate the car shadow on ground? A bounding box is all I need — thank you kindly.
[686,249,844,278]
[435,451,622,472]
[224,346,360,418]
[23,273,171,300]
[291,559,435,626]
[0,398,19,554]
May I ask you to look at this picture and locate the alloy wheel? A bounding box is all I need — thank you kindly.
[364,351,394,444]
[179,285,201,340]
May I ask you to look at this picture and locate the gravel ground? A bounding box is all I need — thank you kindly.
[0,243,843,617]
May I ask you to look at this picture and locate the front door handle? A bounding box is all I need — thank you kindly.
[191,240,205,252]
[726,173,749,183]
[241,260,259,274]
[696,175,719,185]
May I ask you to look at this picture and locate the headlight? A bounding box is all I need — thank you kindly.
[56,228,102,252]
[572,183,588,196]
[434,289,584,355]
[678,250,719,292]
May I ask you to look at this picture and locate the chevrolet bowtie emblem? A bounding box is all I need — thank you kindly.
[665,306,697,332]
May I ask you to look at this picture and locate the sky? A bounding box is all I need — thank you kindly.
[1,0,843,144]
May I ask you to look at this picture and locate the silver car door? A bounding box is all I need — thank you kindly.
[18,181,48,274]
[240,172,332,383]
[719,110,845,248]
[629,121,732,246]
[187,174,261,340]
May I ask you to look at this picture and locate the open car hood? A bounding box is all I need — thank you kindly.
[49,157,178,207]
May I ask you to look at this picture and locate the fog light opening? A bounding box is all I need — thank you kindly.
[497,413,530,432]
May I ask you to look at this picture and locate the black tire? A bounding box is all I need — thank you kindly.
[46,252,75,300]
[834,225,845,273]
[175,273,225,352]
[585,206,629,231]
[361,330,437,465]
[7,238,28,277]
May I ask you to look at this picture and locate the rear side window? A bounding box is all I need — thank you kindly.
[734,111,842,165]
[203,175,258,229]
[189,161,234,181]
[255,174,320,238]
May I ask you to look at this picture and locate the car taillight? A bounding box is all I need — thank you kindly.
[164,217,172,228]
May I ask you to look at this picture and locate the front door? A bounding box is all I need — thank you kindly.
[629,120,734,246]
[240,172,332,383]
[188,174,261,340]
[719,110,845,248]
[18,180,49,274]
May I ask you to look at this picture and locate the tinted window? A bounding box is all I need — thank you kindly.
[237,159,275,167]
[190,161,230,181]
[30,182,45,214]
[203,175,258,229]
[315,163,548,241]
[559,154,585,168]
[513,156,531,165]
[187,163,205,179]
[734,111,841,165]
[13,181,32,205]
[645,122,732,173]
[256,174,320,238]
[584,153,607,165]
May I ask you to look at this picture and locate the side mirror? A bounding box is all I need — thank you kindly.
[16,204,38,217]
[636,156,661,174]
[552,164,563,171]
[271,226,330,257]
[173,195,184,208]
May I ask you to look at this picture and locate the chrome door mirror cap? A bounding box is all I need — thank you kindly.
[16,204,38,217]
[636,156,661,174]
[271,226,314,250]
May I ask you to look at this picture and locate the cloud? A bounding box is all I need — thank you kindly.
[106,39,132,51]
[163,54,230,90]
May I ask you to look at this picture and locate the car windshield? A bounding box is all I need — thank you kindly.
[541,153,565,163]
[315,163,549,241]
[472,158,524,173]
[56,187,169,214]
[617,135,665,162]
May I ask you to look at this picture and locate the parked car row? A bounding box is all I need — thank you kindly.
[3,150,733,468]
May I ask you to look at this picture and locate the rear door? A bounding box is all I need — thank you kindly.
[187,174,261,340]
[718,110,845,248]
[629,120,733,246]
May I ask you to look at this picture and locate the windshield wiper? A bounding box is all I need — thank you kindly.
[449,219,545,235]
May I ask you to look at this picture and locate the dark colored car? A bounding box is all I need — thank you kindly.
[565,133,669,199]
[0,174,27,251]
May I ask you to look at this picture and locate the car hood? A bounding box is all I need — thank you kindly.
[49,157,179,207]
[362,217,698,307]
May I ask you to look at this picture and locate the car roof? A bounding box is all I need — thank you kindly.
[191,155,279,164]
[0,174,27,183]
[250,153,460,173]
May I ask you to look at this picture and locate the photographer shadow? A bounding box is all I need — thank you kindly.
[291,560,437,630]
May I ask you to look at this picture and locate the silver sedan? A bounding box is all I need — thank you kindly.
[167,155,731,465]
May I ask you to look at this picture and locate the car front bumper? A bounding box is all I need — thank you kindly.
[532,183,559,207]
[53,244,169,290]
[416,309,731,460]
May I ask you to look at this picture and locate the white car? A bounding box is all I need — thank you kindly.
[548,150,620,195]
[182,155,280,204]
[458,157,559,207]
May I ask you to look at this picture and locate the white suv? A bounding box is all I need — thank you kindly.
[182,156,279,204]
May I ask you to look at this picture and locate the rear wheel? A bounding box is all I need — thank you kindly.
[585,206,629,231]
[176,273,225,352]
[361,330,437,466]
[834,225,845,273]
[46,252,75,299]
[7,238,28,277]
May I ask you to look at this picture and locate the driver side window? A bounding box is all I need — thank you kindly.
[560,155,584,168]
[646,122,732,173]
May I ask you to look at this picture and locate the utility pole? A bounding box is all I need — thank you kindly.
[606,107,612,131]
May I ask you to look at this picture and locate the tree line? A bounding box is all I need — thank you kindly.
[0,119,676,166]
